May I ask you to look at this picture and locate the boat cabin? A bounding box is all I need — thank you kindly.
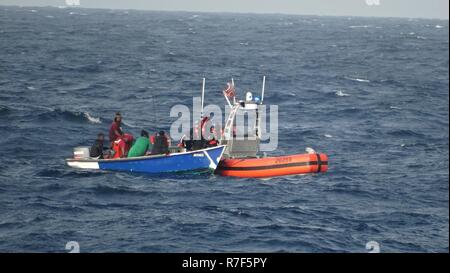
[220,78,266,159]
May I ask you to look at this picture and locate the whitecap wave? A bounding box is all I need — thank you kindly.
[346,77,370,83]
[389,106,402,110]
[349,25,372,28]
[335,90,350,97]
[83,112,101,124]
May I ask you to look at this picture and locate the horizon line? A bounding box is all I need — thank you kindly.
[1,4,449,21]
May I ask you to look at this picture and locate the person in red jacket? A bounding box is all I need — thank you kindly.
[206,125,218,147]
[109,112,123,146]
[109,112,134,158]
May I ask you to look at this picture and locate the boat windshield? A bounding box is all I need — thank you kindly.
[234,107,258,140]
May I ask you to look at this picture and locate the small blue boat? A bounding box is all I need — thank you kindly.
[66,145,226,174]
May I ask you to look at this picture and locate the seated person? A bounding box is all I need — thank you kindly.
[128,130,151,158]
[112,138,125,159]
[151,131,169,155]
[205,126,219,147]
[112,133,134,159]
[144,132,157,155]
[90,133,105,158]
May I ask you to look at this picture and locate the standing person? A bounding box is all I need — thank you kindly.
[109,112,123,146]
[127,130,151,158]
[109,112,134,158]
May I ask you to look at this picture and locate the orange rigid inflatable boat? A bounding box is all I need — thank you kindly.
[217,153,328,178]
[211,76,329,178]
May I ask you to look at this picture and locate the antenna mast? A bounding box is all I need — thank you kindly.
[201,78,205,118]
[261,76,266,104]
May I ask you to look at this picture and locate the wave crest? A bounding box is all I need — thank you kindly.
[335,90,350,97]
[35,108,102,124]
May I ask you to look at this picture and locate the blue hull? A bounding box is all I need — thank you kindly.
[97,145,225,174]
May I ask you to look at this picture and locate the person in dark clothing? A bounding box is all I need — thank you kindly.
[90,133,105,158]
[184,127,194,151]
[151,131,169,155]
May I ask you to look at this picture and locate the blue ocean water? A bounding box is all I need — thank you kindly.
[0,6,448,253]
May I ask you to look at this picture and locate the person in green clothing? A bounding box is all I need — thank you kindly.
[127,130,151,158]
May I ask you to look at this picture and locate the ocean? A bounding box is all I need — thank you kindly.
[0,6,448,252]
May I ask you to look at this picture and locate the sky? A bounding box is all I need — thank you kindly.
[0,0,448,19]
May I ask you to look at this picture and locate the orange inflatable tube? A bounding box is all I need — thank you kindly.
[216,153,328,178]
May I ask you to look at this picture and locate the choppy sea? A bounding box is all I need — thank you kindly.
[0,6,448,252]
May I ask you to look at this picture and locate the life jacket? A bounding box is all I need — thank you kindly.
[207,139,218,146]
[112,138,125,159]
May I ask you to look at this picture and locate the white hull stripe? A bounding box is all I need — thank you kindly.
[66,161,100,169]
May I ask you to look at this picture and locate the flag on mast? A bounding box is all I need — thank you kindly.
[223,82,235,99]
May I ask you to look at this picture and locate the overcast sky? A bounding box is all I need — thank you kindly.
[1,0,448,19]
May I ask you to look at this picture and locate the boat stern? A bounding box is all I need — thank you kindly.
[65,159,100,170]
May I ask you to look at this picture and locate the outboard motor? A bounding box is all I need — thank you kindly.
[73,147,90,159]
